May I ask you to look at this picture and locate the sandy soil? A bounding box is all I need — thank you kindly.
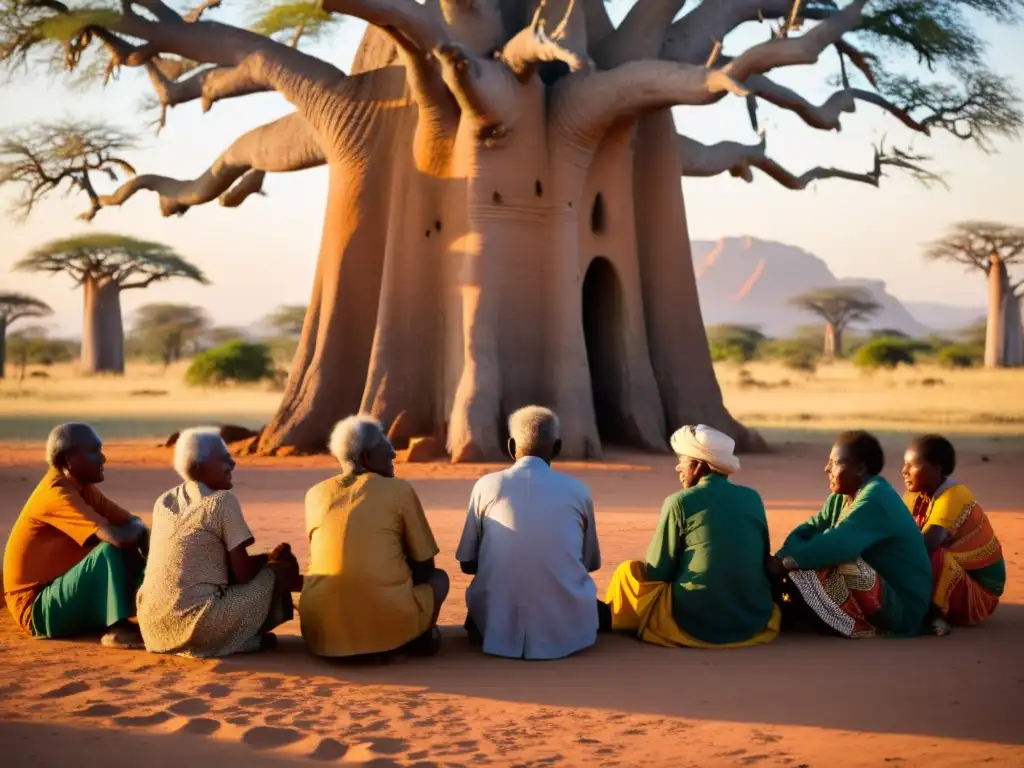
[1,439,1022,767]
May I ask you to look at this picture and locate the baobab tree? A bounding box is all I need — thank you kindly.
[131,302,210,365]
[15,234,207,374]
[790,286,881,359]
[924,221,1024,368]
[0,292,52,378]
[0,0,1021,459]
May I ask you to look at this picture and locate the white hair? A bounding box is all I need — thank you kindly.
[173,427,229,481]
[508,406,560,456]
[329,414,387,476]
[45,422,99,468]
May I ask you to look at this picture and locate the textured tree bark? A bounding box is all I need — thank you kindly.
[1001,285,1023,368]
[80,278,125,374]
[984,256,1009,368]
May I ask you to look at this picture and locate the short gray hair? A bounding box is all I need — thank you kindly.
[173,427,228,481]
[508,406,560,455]
[329,415,388,476]
[46,422,99,468]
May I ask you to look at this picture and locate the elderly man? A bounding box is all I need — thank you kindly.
[456,406,604,660]
[3,423,148,648]
[299,415,449,660]
[604,424,781,648]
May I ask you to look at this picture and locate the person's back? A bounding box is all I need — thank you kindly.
[652,475,774,644]
[301,472,438,657]
[457,456,600,659]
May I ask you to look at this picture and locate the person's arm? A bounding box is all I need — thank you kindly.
[401,482,441,579]
[93,520,147,549]
[217,492,260,584]
[455,482,484,575]
[779,499,891,570]
[778,497,839,555]
[581,493,601,573]
[922,526,951,552]
[645,496,684,583]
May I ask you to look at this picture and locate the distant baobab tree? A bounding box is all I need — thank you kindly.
[15,234,208,374]
[790,286,881,359]
[0,292,52,378]
[924,221,1024,368]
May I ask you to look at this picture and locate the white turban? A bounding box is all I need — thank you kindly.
[669,424,741,475]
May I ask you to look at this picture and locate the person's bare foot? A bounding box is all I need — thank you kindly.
[931,617,952,637]
[100,624,145,650]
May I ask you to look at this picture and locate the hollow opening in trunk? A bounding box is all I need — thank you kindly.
[582,257,629,446]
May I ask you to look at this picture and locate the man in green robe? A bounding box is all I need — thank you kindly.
[604,424,780,648]
[770,430,932,638]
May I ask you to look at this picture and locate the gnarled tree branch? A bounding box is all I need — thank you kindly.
[502,0,589,82]
[98,113,324,217]
[591,0,688,68]
[552,61,746,148]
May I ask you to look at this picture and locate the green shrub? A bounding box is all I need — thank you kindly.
[937,344,983,369]
[853,338,917,370]
[185,341,274,386]
[757,338,819,373]
[707,324,766,364]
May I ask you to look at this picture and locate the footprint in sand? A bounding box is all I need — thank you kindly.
[197,683,232,699]
[114,711,174,727]
[238,696,271,707]
[101,677,133,690]
[258,677,282,691]
[308,738,349,761]
[181,717,221,736]
[168,698,211,716]
[242,726,303,750]
[73,703,123,717]
[368,737,408,755]
[40,681,90,699]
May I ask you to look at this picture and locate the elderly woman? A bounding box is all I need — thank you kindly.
[769,430,932,638]
[604,424,780,648]
[136,428,300,657]
[299,415,449,660]
[902,434,1005,635]
[3,423,147,648]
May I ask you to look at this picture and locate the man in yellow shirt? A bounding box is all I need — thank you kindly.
[3,423,148,648]
[299,415,449,659]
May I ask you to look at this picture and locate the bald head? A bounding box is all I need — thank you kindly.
[508,406,561,463]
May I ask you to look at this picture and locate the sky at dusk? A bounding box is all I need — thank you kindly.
[1,3,1022,338]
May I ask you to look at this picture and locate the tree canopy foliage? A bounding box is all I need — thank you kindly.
[15,232,207,289]
[789,286,883,329]
[0,291,52,326]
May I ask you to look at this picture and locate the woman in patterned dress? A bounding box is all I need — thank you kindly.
[902,434,1005,636]
[767,431,933,638]
[137,428,301,657]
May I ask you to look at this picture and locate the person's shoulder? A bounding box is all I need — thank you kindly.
[941,483,976,508]
[728,481,767,510]
[662,488,689,513]
[551,468,591,500]
[24,469,80,514]
[305,475,341,503]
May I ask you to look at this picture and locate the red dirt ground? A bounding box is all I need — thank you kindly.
[0,438,1021,767]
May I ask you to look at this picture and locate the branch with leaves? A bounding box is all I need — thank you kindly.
[0,292,53,325]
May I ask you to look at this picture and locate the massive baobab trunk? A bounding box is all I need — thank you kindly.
[80,277,126,374]
[983,254,1024,368]
[823,322,840,359]
[49,0,1001,458]
[257,17,768,459]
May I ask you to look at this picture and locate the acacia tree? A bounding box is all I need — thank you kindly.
[924,221,1024,368]
[15,234,208,374]
[131,302,210,364]
[0,292,52,377]
[790,286,881,358]
[0,0,1021,459]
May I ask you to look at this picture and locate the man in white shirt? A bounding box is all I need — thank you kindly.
[455,406,607,659]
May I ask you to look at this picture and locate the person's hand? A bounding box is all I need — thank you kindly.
[766,555,788,577]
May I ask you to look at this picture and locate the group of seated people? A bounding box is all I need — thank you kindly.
[2,406,1006,659]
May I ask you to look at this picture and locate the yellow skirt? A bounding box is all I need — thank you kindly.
[605,560,781,648]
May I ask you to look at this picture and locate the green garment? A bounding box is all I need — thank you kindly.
[778,476,932,636]
[31,542,142,638]
[646,473,775,644]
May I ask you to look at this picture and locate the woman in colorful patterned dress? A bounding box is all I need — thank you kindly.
[768,431,932,638]
[902,434,1006,636]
